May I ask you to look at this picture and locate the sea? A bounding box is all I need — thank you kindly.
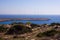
[0,15,60,24]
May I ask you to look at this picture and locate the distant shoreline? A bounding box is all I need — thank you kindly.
[0,18,50,22]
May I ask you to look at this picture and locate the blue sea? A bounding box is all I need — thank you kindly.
[0,15,60,24]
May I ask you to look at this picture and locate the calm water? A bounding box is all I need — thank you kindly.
[0,15,60,24]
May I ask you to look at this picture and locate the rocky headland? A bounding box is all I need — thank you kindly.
[0,18,50,22]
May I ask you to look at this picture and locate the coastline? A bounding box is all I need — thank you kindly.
[0,18,50,22]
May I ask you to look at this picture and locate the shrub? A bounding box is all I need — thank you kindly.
[5,24,32,35]
[0,26,7,32]
[31,23,40,28]
[50,23,60,26]
[37,29,57,37]
[26,22,31,25]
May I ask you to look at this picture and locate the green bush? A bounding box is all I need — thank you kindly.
[50,23,60,26]
[5,24,32,35]
[0,26,7,32]
[26,22,31,24]
[37,29,58,37]
[31,23,40,28]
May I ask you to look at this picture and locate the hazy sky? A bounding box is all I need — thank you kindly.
[0,0,60,15]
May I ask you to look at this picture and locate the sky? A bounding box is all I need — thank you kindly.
[0,0,60,15]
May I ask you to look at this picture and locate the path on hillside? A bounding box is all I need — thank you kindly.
[25,27,53,40]
[2,27,53,40]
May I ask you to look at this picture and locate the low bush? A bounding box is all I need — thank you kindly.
[37,29,58,37]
